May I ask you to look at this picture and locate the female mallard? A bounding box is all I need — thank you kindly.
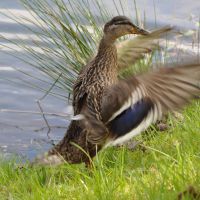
[34,16,200,166]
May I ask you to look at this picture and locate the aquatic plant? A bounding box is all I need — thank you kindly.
[0,0,150,100]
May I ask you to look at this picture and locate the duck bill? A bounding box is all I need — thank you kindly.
[131,25,149,35]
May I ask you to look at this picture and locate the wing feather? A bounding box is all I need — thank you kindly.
[83,62,200,145]
[117,26,173,70]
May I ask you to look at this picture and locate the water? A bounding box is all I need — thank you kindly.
[0,1,69,160]
[0,0,199,160]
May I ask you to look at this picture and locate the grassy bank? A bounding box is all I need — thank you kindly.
[0,101,199,200]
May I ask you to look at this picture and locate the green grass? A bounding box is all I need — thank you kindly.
[0,101,199,200]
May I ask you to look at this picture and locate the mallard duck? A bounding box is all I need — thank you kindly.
[33,16,200,166]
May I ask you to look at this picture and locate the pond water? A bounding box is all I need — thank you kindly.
[0,0,199,161]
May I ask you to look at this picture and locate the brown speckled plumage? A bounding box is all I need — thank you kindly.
[48,40,119,164]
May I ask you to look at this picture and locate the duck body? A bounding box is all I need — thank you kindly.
[48,37,119,164]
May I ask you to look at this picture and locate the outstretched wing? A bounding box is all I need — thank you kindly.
[117,26,173,71]
[83,62,200,146]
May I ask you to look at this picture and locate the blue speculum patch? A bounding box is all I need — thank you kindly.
[108,98,154,138]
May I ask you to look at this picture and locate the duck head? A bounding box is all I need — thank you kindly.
[103,16,149,40]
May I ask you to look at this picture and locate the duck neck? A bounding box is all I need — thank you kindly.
[97,34,117,57]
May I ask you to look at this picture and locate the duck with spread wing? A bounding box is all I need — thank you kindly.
[34,16,200,166]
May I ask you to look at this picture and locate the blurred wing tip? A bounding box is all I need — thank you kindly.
[71,114,85,120]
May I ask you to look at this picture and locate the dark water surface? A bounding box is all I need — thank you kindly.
[0,0,199,160]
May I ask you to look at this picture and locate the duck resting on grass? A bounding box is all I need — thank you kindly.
[33,16,200,166]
